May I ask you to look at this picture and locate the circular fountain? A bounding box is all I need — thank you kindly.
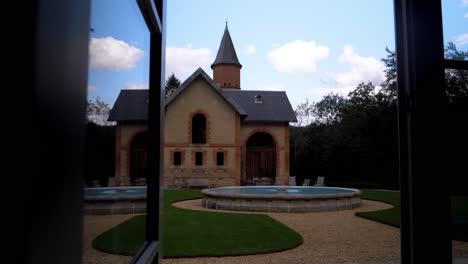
[84,187,147,215]
[202,186,362,213]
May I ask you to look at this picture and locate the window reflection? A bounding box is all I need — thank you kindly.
[83,0,150,263]
[441,0,468,60]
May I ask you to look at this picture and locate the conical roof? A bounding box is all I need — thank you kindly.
[211,24,242,69]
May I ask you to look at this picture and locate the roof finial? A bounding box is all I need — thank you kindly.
[226,19,228,28]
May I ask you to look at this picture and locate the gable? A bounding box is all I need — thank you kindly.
[164,77,239,144]
[167,77,238,115]
[165,68,246,116]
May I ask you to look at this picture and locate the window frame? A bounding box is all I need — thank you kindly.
[393,1,468,263]
[195,151,203,166]
[130,0,166,263]
[173,151,182,166]
[191,113,207,144]
[216,152,224,166]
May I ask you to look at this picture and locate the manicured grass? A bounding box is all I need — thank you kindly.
[93,189,303,257]
[356,190,468,241]
[451,196,468,219]
[451,196,468,242]
[356,189,401,227]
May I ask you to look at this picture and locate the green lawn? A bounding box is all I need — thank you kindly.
[356,189,468,241]
[356,189,401,227]
[92,189,303,257]
[450,196,468,242]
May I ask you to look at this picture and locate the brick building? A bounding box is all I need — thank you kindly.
[109,24,297,187]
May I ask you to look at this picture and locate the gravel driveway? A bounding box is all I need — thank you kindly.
[83,199,468,264]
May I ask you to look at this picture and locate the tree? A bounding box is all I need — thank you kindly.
[84,122,115,186]
[86,97,115,126]
[293,99,315,127]
[165,73,181,96]
[443,42,468,186]
[381,43,467,104]
[313,93,347,124]
[380,47,397,101]
[444,42,468,103]
[289,44,467,189]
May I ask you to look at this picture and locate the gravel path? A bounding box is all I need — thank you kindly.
[83,199,468,264]
[83,214,134,264]
[166,199,399,264]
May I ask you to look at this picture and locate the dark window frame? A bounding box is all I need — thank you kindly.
[195,152,203,166]
[394,1,468,263]
[130,0,166,263]
[192,113,207,144]
[173,151,182,166]
[216,152,224,166]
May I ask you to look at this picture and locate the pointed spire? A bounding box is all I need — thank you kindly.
[211,23,242,69]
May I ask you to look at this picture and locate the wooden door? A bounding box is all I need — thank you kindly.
[131,146,148,179]
[246,147,275,183]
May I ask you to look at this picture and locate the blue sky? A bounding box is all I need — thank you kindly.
[88,0,468,109]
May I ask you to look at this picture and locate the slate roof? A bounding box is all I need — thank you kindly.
[222,90,297,123]
[211,24,242,69]
[108,89,149,122]
[108,68,297,123]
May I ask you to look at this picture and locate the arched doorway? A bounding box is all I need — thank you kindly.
[245,132,276,185]
[130,132,150,185]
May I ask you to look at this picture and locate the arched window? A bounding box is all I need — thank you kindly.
[192,113,206,144]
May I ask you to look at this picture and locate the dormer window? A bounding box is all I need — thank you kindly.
[254,94,263,104]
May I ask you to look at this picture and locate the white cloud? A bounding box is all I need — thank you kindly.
[308,86,356,98]
[267,40,329,73]
[454,33,468,46]
[465,13,468,18]
[165,45,213,79]
[88,86,98,93]
[328,45,385,88]
[89,37,145,71]
[304,45,385,101]
[247,84,285,91]
[462,0,468,6]
[245,45,257,55]
[123,83,148,90]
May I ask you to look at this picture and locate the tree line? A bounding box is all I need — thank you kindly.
[84,46,466,189]
[290,43,467,189]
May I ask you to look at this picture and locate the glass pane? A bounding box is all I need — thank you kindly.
[441,0,468,60]
[163,0,400,263]
[442,3,467,262]
[83,0,150,263]
[452,195,468,263]
[445,68,468,102]
[445,69,468,264]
